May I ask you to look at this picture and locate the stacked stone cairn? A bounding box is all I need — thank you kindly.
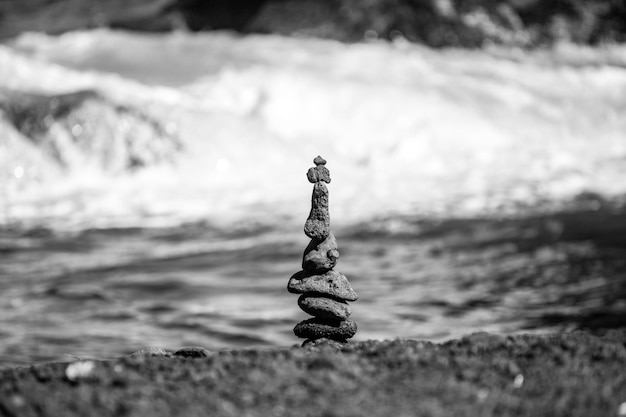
[287,156,358,343]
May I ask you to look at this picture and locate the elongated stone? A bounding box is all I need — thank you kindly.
[302,233,339,272]
[294,318,357,341]
[298,294,351,320]
[287,270,358,301]
[304,182,330,240]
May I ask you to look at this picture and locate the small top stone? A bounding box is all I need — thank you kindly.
[314,156,327,166]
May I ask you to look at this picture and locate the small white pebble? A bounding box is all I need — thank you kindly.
[11,395,25,407]
[618,401,626,416]
[272,405,285,417]
[513,374,524,388]
[129,346,169,356]
[13,166,24,179]
[71,124,83,137]
[477,389,489,401]
[65,361,95,381]
[165,121,178,135]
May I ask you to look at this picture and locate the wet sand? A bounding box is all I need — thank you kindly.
[1,330,625,417]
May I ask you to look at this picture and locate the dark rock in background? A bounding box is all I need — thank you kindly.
[0,89,181,173]
[176,0,267,32]
[0,0,624,47]
[0,0,190,36]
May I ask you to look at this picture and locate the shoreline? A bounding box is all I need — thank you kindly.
[1,330,625,416]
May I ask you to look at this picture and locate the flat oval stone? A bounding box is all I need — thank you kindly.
[298,294,351,320]
[304,182,330,240]
[287,270,358,301]
[302,233,339,272]
[294,318,357,341]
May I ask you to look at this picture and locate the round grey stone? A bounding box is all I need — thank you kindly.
[302,233,339,272]
[298,294,351,320]
[287,269,358,301]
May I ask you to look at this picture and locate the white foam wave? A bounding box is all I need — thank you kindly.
[2,30,626,229]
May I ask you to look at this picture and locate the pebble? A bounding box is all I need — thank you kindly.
[65,361,95,381]
[128,347,171,357]
[302,233,339,272]
[307,165,331,184]
[298,294,351,320]
[288,269,358,301]
[304,182,330,240]
[301,338,347,349]
[293,318,357,341]
[313,155,326,165]
[174,347,212,358]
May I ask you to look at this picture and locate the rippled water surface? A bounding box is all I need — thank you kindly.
[1,206,625,366]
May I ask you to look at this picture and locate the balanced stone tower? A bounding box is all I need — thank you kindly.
[287,156,358,343]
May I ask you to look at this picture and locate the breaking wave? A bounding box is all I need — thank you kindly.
[1,29,626,230]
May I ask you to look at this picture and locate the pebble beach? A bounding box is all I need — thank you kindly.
[1,331,626,417]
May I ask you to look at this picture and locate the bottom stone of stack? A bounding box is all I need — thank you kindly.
[293,318,357,342]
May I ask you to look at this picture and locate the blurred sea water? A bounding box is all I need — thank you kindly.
[1,30,626,366]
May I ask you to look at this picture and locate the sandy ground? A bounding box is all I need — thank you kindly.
[1,330,625,417]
